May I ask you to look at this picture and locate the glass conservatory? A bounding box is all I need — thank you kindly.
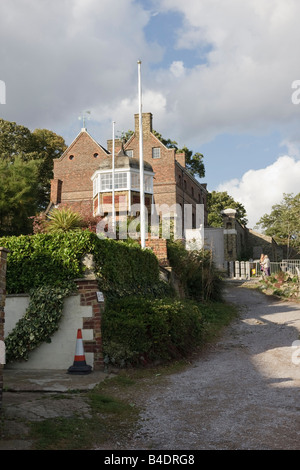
[91,152,154,217]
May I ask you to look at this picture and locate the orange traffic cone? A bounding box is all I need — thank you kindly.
[68,329,92,374]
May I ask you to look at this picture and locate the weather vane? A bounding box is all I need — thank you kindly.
[78,110,91,129]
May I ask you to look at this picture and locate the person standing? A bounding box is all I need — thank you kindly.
[263,254,271,276]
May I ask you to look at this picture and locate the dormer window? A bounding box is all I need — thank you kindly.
[152,147,161,159]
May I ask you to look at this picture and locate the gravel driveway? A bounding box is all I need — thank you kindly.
[2,282,300,450]
[118,282,300,450]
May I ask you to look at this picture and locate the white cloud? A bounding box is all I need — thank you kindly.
[145,0,300,148]
[0,0,161,131]
[170,61,185,78]
[2,0,300,190]
[216,155,300,229]
[92,89,167,136]
[2,0,300,143]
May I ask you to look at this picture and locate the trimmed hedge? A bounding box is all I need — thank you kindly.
[102,296,204,366]
[1,231,223,366]
[1,231,172,363]
[0,231,170,298]
[0,231,93,294]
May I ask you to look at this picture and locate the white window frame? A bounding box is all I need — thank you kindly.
[152,147,161,159]
[92,169,153,195]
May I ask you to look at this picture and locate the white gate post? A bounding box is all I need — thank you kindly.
[235,261,240,279]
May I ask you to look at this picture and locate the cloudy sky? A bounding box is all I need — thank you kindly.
[1,0,300,228]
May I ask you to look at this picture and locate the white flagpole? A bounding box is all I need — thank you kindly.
[138,60,145,249]
[112,120,116,233]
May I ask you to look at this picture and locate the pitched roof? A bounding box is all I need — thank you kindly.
[56,128,109,162]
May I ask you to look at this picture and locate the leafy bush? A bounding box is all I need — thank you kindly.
[0,231,95,294]
[1,230,224,366]
[259,271,300,299]
[46,208,84,233]
[167,240,223,301]
[102,296,204,366]
[0,231,169,298]
[92,237,172,300]
[1,231,170,363]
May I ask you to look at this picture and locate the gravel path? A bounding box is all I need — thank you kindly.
[118,283,300,450]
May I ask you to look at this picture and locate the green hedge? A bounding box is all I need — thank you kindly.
[92,238,172,300]
[0,231,94,294]
[102,296,204,366]
[1,231,222,366]
[167,240,223,301]
[0,231,170,298]
[1,231,172,363]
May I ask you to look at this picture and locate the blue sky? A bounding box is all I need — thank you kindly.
[1,0,300,228]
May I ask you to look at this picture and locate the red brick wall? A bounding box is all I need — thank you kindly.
[75,279,104,370]
[50,179,62,204]
[59,200,94,219]
[51,130,110,218]
[145,237,169,267]
[124,113,208,225]
[124,114,177,209]
[51,114,208,226]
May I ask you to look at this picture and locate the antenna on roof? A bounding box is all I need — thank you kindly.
[78,110,91,130]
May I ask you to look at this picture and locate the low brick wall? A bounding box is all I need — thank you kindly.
[0,248,9,410]
[145,237,169,266]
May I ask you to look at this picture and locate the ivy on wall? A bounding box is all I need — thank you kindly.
[5,285,74,363]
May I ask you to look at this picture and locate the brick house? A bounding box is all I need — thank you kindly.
[50,127,111,217]
[50,112,208,232]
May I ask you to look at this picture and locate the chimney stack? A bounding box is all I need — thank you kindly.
[134,112,153,137]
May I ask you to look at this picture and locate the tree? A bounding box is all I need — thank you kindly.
[0,156,40,235]
[0,119,67,234]
[31,128,67,209]
[0,119,33,158]
[0,119,67,210]
[256,193,300,256]
[207,191,248,227]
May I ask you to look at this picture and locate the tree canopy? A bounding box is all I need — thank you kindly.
[0,157,40,235]
[256,193,300,256]
[207,191,248,227]
[0,119,66,235]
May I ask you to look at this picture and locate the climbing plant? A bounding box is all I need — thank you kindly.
[5,284,74,362]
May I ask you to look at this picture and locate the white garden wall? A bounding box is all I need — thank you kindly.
[4,294,94,370]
